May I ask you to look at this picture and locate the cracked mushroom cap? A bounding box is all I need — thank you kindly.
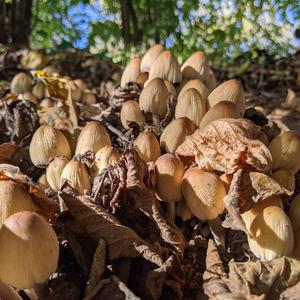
[121,57,141,87]
[148,50,182,84]
[141,44,164,73]
[0,211,59,289]
[208,79,245,116]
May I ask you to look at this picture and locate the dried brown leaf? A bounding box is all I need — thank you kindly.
[59,184,164,267]
[176,118,272,174]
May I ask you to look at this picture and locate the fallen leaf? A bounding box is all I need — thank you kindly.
[176,118,272,174]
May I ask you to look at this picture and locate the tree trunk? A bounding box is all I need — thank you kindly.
[0,0,33,47]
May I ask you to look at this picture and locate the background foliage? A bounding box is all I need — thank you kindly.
[7,0,300,65]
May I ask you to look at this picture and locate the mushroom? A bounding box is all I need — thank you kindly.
[141,44,164,73]
[133,130,161,162]
[75,121,111,155]
[271,168,295,192]
[32,81,46,99]
[148,50,182,83]
[94,146,121,175]
[10,72,33,94]
[155,154,185,223]
[246,206,294,260]
[46,156,69,192]
[82,89,97,104]
[289,194,300,231]
[160,117,196,154]
[269,131,300,173]
[29,126,72,168]
[175,88,206,127]
[121,57,141,87]
[139,78,168,125]
[120,100,145,130]
[0,211,59,289]
[181,167,226,220]
[208,79,245,116]
[178,79,209,101]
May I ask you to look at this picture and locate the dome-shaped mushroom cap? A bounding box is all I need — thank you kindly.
[141,44,164,73]
[178,79,209,100]
[0,211,59,289]
[148,51,182,83]
[10,72,33,94]
[121,57,141,87]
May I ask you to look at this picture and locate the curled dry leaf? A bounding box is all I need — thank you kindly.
[59,184,164,267]
[223,169,292,234]
[176,118,272,174]
[204,255,300,299]
[0,166,57,221]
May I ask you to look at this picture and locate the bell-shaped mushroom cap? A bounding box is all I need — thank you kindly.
[10,72,33,94]
[199,101,240,129]
[141,44,164,73]
[121,57,141,87]
[182,167,226,220]
[178,79,209,100]
[155,154,184,203]
[289,194,300,230]
[160,117,196,154]
[0,211,59,289]
[148,50,182,83]
[94,146,121,175]
[120,100,145,130]
[164,80,177,96]
[139,78,168,124]
[175,88,206,127]
[208,79,245,116]
[181,51,209,81]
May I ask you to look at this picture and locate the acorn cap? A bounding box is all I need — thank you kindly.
[269,131,300,173]
[75,121,111,155]
[29,126,72,168]
[208,79,245,116]
[181,51,209,81]
[46,156,69,192]
[0,211,59,289]
[199,101,240,129]
[271,168,295,192]
[148,50,182,83]
[120,100,145,130]
[0,180,35,226]
[160,117,196,154]
[121,57,141,87]
[178,79,209,100]
[289,194,300,230]
[61,160,91,194]
[10,72,33,94]
[182,167,226,220]
[247,206,294,260]
[94,146,121,175]
[141,44,164,73]
[155,154,184,203]
[175,88,206,127]
[134,130,161,162]
[139,78,168,124]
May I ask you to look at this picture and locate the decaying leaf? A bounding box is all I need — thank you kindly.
[204,256,300,299]
[0,165,58,221]
[59,184,164,267]
[223,169,292,233]
[176,118,272,174]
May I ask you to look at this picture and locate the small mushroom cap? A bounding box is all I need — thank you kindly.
[75,122,111,155]
[199,101,240,129]
[61,160,91,194]
[148,50,182,83]
[181,51,209,81]
[32,81,46,99]
[82,89,97,104]
[0,180,35,225]
[175,88,206,127]
[247,206,294,260]
[139,78,168,119]
[46,156,69,192]
[10,72,33,94]
[160,117,196,154]
[182,167,226,220]
[178,79,209,100]
[121,57,141,87]
[269,131,300,173]
[0,211,59,289]
[141,44,164,73]
[136,72,149,86]
[289,194,300,230]
[155,154,184,203]
[94,146,121,175]
[120,100,145,130]
[29,126,72,168]
[134,130,161,162]
[271,168,295,192]
[208,79,245,116]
